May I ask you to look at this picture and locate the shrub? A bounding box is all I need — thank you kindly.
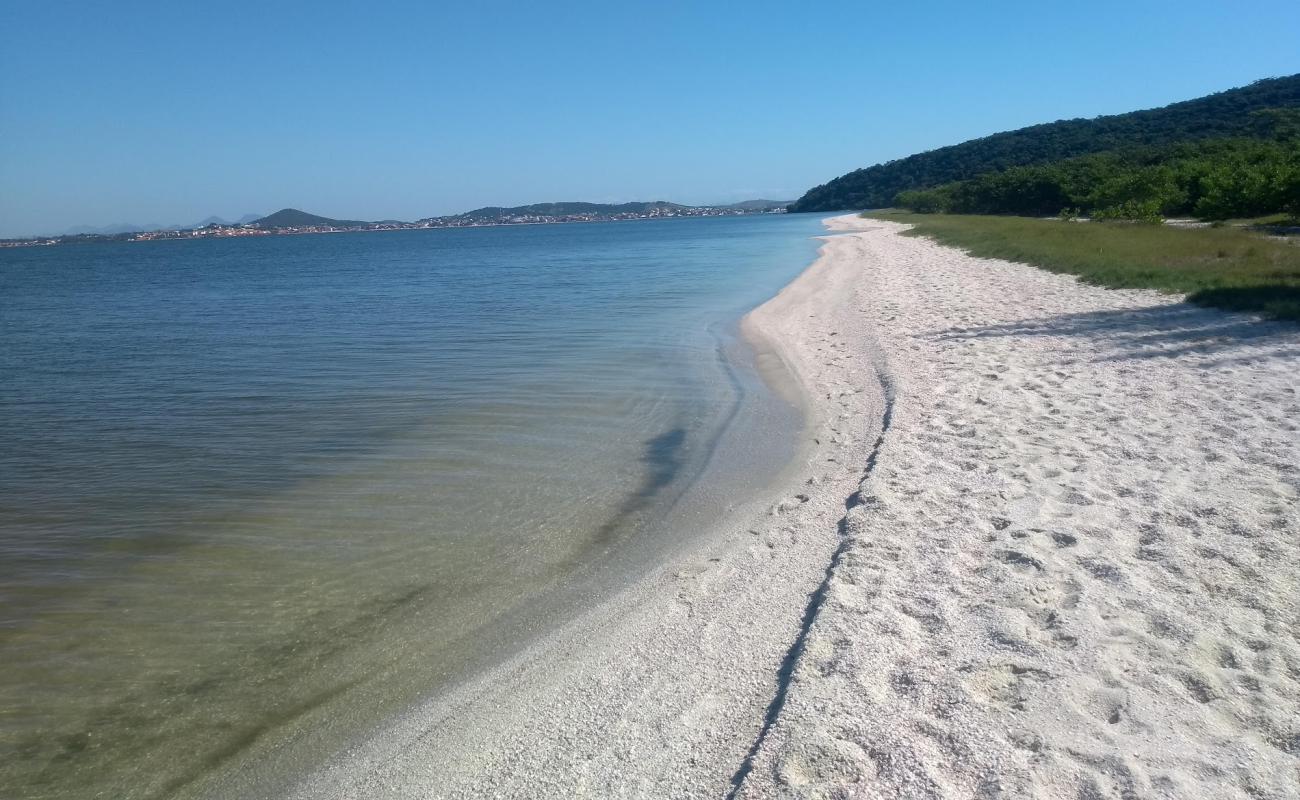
[1091,200,1164,224]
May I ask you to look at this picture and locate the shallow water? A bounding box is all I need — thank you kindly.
[0,214,823,798]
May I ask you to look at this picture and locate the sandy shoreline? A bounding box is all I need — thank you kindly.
[280,216,886,799]
[284,215,1299,798]
[740,217,1300,799]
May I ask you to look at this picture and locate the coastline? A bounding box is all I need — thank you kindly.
[286,213,1298,798]
[1,213,825,800]
[272,214,886,799]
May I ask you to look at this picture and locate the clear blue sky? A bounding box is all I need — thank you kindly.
[2,0,1298,237]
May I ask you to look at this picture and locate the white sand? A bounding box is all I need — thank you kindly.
[288,215,1299,799]
[739,216,1300,799]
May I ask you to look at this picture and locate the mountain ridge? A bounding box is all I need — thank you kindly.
[55,213,263,237]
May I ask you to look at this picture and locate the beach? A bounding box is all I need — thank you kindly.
[287,215,1300,799]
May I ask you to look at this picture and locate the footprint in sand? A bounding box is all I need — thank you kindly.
[1049,531,1078,547]
[995,549,1044,572]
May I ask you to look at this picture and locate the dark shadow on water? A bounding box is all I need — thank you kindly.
[585,322,761,551]
[588,426,689,546]
[639,426,688,493]
[929,299,1300,367]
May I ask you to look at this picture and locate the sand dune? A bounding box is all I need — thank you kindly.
[287,215,1299,799]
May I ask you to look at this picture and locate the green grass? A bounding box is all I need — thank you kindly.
[1219,212,1299,227]
[863,210,1300,321]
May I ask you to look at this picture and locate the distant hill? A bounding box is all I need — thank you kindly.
[723,199,792,211]
[446,201,687,222]
[790,74,1300,212]
[60,221,163,236]
[253,208,368,229]
[439,200,790,222]
[186,214,262,228]
[33,201,786,242]
[53,213,262,237]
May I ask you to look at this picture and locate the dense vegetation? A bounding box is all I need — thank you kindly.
[865,211,1300,321]
[790,75,1300,212]
[893,135,1300,220]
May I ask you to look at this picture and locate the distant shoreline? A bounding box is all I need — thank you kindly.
[1,202,793,248]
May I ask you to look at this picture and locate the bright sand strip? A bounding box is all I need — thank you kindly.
[288,216,1299,799]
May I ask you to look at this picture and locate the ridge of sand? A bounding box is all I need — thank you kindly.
[287,215,1299,799]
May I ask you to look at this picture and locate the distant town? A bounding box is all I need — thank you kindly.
[0,201,791,248]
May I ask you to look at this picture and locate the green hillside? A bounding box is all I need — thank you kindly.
[894,136,1300,220]
[791,74,1300,212]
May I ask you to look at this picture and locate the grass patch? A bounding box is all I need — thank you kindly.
[1219,212,1299,227]
[863,210,1300,321]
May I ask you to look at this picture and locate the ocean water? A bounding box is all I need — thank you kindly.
[0,214,824,798]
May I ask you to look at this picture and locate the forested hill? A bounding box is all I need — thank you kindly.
[790,74,1300,212]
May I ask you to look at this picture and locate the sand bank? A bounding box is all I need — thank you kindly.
[288,215,1298,799]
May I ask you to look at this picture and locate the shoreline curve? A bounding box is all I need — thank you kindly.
[272,213,886,799]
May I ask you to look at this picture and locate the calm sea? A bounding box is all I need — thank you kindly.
[0,214,824,798]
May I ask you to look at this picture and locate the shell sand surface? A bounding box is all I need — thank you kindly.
[287,216,1299,799]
